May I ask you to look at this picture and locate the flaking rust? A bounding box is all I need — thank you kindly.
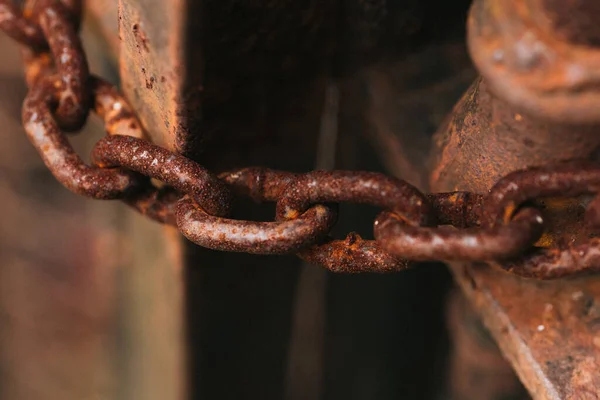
[375,208,544,263]
[21,0,90,131]
[218,167,298,203]
[275,170,430,272]
[92,135,232,217]
[479,161,600,279]
[177,168,338,255]
[22,77,139,199]
[176,198,337,255]
[9,0,600,284]
[297,233,409,273]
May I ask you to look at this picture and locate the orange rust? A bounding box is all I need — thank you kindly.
[502,204,516,224]
[118,0,203,155]
[467,0,600,124]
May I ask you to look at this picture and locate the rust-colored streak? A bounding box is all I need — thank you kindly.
[91,135,232,217]
[176,197,336,255]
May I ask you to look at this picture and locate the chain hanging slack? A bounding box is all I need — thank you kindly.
[3,0,600,279]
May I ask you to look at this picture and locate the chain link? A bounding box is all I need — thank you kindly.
[3,0,600,279]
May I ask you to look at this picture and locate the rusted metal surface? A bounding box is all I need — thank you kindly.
[93,135,232,217]
[275,171,425,272]
[460,269,600,399]
[0,0,81,48]
[7,0,600,396]
[427,192,483,228]
[295,232,406,273]
[218,169,404,272]
[2,1,456,399]
[431,0,600,396]
[21,0,89,131]
[376,208,544,262]
[431,78,600,192]
[118,0,203,154]
[117,2,326,398]
[178,198,336,254]
[432,86,600,395]
[18,59,600,277]
[484,162,600,227]
[22,79,137,199]
[10,0,600,277]
[219,167,297,202]
[177,168,336,255]
[276,171,432,224]
[482,162,600,279]
[467,0,600,124]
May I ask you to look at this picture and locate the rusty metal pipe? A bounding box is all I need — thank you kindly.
[431,78,600,194]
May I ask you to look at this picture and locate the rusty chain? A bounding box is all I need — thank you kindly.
[2,0,600,279]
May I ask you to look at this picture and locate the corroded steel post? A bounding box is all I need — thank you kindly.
[432,0,600,397]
